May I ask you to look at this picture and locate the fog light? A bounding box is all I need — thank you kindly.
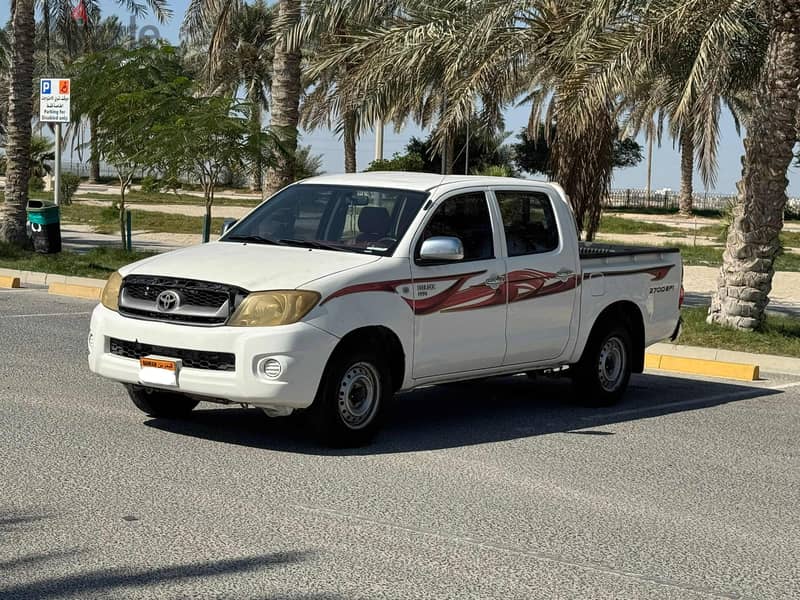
[258,358,282,379]
[87,332,94,354]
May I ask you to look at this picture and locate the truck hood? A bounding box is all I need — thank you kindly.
[120,242,381,291]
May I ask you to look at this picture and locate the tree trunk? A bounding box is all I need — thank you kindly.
[343,111,357,173]
[551,106,615,241]
[707,0,800,331]
[678,127,694,217]
[0,0,35,246]
[264,0,301,196]
[118,180,127,249]
[249,104,263,192]
[89,114,101,182]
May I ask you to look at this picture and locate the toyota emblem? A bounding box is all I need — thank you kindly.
[156,290,181,312]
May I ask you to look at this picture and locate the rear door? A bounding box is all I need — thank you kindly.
[492,187,580,365]
[409,190,507,379]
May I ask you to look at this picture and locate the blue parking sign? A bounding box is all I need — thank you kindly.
[41,80,52,95]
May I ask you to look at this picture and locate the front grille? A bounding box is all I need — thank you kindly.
[110,338,236,371]
[119,275,247,326]
[125,281,228,307]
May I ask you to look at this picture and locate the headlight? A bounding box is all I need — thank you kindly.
[101,271,123,311]
[228,290,320,327]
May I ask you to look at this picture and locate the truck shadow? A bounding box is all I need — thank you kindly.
[144,372,782,455]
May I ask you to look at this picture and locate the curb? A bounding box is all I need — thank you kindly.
[644,352,759,381]
[0,275,21,289]
[647,342,800,378]
[48,281,104,300]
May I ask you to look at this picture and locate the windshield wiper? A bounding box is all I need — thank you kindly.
[278,238,359,253]
[225,234,284,245]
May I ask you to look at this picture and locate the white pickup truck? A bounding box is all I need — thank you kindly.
[88,173,683,445]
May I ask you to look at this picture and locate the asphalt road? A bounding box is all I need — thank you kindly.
[1,289,798,600]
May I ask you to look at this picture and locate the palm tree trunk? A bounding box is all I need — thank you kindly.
[707,0,800,331]
[264,0,301,196]
[249,104,263,191]
[0,0,35,247]
[678,127,693,217]
[551,106,615,241]
[343,111,357,173]
[89,114,101,182]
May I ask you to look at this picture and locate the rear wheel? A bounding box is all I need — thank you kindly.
[307,347,391,447]
[572,324,632,406]
[126,385,199,418]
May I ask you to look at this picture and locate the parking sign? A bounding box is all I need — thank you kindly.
[39,78,71,123]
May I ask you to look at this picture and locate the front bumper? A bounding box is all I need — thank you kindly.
[88,304,340,409]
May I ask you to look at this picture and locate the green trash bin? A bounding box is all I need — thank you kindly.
[27,200,62,254]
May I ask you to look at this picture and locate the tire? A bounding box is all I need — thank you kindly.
[307,346,391,447]
[572,323,632,407]
[126,385,199,418]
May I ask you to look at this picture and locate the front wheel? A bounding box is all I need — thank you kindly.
[126,385,199,418]
[307,348,391,447]
[572,325,632,406]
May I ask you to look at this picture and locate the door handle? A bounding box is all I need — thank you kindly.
[556,269,575,282]
[484,274,505,290]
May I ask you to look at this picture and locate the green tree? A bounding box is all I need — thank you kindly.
[513,126,643,175]
[71,45,192,247]
[184,0,303,196]
[564,0,798,329]
[184,0,275,191]
[161,96,281,242]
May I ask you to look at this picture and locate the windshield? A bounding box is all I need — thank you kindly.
[223,184,429,256]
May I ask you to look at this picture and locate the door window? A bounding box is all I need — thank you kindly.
[496,191,559,256]
[416,192,494,262]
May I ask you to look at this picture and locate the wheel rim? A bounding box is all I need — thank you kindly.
[337,362,380,430]
[597,336,626,392]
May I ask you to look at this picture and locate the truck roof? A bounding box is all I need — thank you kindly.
[299,172,554,192]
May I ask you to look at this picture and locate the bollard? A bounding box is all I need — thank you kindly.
[126,209,132,251]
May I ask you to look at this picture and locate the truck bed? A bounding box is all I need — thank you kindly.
[579,242,680,260]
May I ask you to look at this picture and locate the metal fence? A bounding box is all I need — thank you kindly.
[606,188,800,217]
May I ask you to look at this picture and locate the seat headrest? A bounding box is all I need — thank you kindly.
[358,206,391,234]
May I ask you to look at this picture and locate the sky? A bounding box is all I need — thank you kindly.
[4,0,800,196]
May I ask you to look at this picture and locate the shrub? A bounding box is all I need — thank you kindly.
[60,173,81,205]
[28,175,45,193]
[140,175,163,194]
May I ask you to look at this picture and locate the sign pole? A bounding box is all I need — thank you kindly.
[54,122,62,207]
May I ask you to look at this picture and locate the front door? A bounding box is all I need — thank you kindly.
[494,188,579,365]
[410,191,507,379]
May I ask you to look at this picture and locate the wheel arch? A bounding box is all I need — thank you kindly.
[582,301,646,373]
[327,325,406,391]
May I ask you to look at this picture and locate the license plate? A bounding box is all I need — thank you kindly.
[139,355,180,387]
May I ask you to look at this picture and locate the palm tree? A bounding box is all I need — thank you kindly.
[307,1,621,237]
[185,0,274,191]
[184,0,301,195]
[563,0,796,330]
[1,0,36,246]
[264,0,301,194]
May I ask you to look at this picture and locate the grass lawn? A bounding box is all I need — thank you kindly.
[679,306,800,358]
[77,190,261,207]
[598,215,677,234]
[60,203,225,236]
[0,242,154,279]
[600,239,800,271]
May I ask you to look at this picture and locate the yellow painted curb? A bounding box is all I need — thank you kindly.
[645,353,759,381]
[0,276,21,289]
[48,282,103,301]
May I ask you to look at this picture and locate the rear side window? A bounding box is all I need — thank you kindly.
[496,190,559,256]
[418,192,494,262]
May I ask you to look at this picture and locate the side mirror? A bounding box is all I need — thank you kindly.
[419,236,464,262]
[221,218,238,237]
